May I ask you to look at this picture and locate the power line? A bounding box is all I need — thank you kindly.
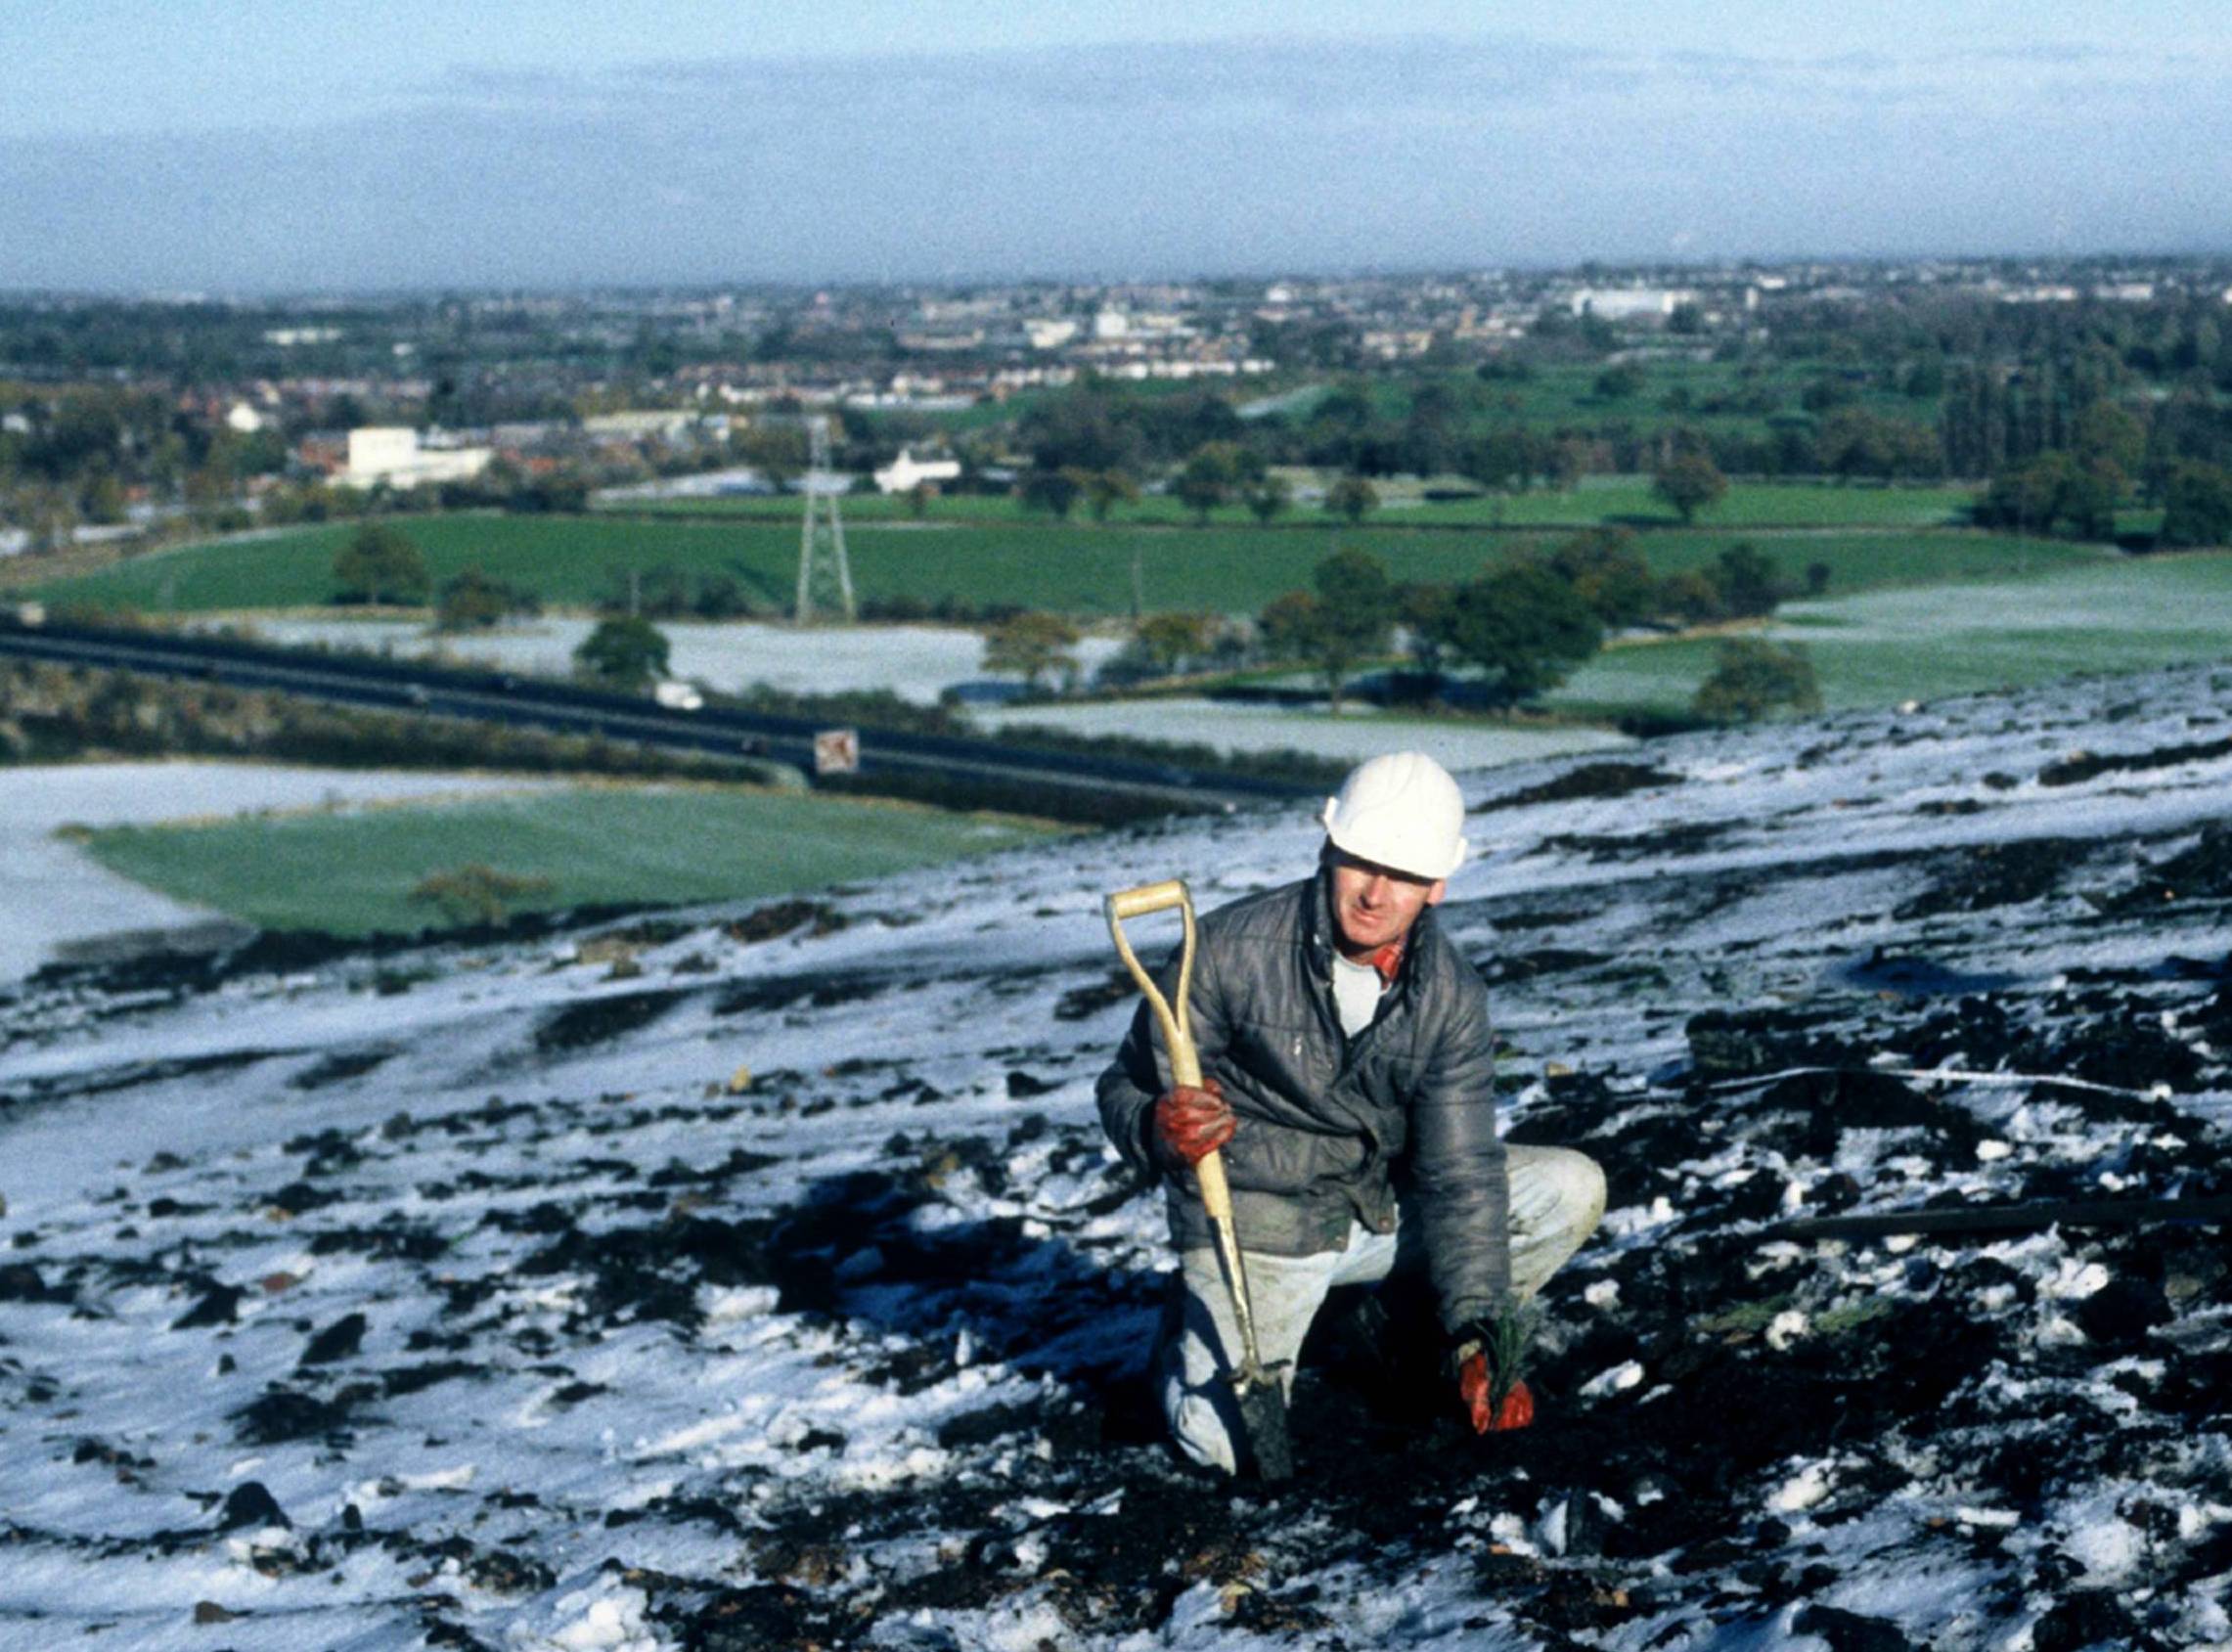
[795,415,856,624]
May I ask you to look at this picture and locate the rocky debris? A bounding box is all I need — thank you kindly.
[2038,734,2232,786]
[533,987,695,1052]
[217,1481,289,1532]
[1894,836,2095,919]
[1795,1604,1917,1652]
[1684,1005,1859,1079]
[1480,947,1610,985]
[299,1313,367,1367]
[1545,820,1733,862]
[516,1212,781,1330]
[1052,968,1138,1021]
[723,899,848,945]
[0,1262,52,1302]
[230,1384,371,1446]
[660,1582,836,1651]
[169,1279,243,1328]
[290,1047,397,1090]
[2030,1589,2140,1651]
[712,969,890,1015]
[7,1047,294,1111]
[645,1147,781,1188]
[379,1360,481,1398]
[1477,761,1685,811]
[2098,822,2232,913]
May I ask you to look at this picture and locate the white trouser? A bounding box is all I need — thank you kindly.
[1161,1142,1607,1475]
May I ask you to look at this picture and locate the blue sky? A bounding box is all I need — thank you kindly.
[3,2,2227,290]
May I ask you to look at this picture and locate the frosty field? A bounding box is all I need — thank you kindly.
[0,763,560,982]
[77,785,1057,938]
[218,616,1124,706]
[1551,550,2232,714]
[973,695,1635,767]
[4,660,2231,1648]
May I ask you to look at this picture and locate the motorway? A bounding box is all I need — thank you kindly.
[0,617,1311,816]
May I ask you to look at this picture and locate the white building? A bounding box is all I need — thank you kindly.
[1570,288,1694,322]
[225,402,265,434]
[872,448,962,495]
[343,427,492,490]
[582,410,696,442]
[1024,318,1080,350]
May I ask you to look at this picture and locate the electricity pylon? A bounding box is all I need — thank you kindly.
[794,415,856,623]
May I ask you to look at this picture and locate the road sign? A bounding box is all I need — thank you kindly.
[814,728,860,775]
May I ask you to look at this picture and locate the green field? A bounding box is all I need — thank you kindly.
[1425,477,1974,530]
[1361,360,1941,438]
[78,784,1056,937]
[1547,552,2232,716]
[36,510,2090,620]
[608,474,1980,532]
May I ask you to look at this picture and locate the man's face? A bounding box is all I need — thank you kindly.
[1326,848,1445,960]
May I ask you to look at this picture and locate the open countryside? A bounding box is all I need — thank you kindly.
[20,484,2188,734]
[9,261,2232,922]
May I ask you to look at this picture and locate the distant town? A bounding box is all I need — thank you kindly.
[5,254,2231,561]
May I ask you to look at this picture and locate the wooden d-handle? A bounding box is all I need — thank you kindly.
[1103,880,1199,1089]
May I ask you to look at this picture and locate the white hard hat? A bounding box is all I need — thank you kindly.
[1320,751,1468,880]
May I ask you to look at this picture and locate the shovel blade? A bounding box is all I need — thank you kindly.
[1233,1370,1294,1483]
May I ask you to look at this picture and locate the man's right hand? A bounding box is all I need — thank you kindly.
[1153,1079,1234,1167]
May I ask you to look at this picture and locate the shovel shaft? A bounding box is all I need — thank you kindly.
[1193,1144,1234,1224]
[1104,882,1277,1381]
[1106,876,1292,1481]
[1205,1199,1269,1380]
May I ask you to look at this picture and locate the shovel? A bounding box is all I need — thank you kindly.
[1106,878,1294,1483]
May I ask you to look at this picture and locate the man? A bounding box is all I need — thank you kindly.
[1097,750,1605,1475]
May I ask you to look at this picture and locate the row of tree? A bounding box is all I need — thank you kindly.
[1256,536,1794,712]
[980,531,1813,718]
[1974,446,2232,549]
[1016,451,1385,526]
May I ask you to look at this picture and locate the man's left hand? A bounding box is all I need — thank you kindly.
[1452,1312,1536,1433]
[1458,1353,1535,1433]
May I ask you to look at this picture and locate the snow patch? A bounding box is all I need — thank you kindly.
[1768,1460,1834,1514]
[1580,1361,1644,1398]
[510,1585,663,1652]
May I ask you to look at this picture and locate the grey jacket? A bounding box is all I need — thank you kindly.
[1096,871,1511,1334]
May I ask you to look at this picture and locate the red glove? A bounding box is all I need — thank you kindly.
[1459,1354,1535,1434]
[1153,1079,1233,1167]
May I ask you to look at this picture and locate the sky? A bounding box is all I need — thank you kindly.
[2,1,2228,291]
